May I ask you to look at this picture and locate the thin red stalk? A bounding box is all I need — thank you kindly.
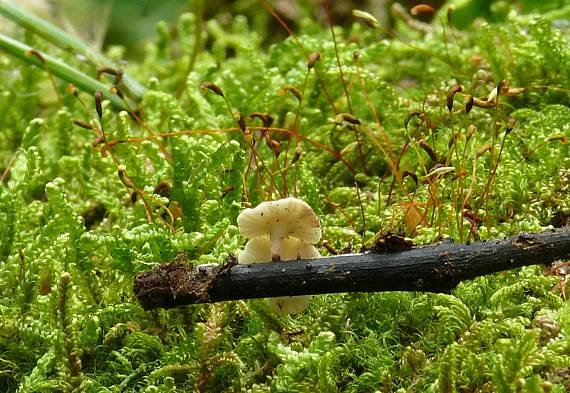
[324,0,351,113]
[259,0,337,114]
[103,126,356,175]
[282,70,309,195]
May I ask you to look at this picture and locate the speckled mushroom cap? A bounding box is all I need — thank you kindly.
[237,197,321,244]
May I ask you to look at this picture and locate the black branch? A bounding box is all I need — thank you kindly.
[134,227,570,310]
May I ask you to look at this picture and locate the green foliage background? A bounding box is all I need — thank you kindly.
[1,1,570,392]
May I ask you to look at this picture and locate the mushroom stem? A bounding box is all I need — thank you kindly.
[270,229,286,260]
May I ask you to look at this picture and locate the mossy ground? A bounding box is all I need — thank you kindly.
[0,2,570,392]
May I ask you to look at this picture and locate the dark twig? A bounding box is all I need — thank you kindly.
[134,227,570,310]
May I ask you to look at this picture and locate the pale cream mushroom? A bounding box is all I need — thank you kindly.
[238,237,272,265]
[237,197,321,259]
[280,237,321,261]
[237,197,322,315]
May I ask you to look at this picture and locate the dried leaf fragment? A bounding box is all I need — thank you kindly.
[422,166,455,179]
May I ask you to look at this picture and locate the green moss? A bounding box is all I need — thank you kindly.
[0,2,569,392]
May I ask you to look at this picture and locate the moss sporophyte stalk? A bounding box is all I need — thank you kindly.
[0,0,569,392]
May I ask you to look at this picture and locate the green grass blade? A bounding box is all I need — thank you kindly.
[0,0,145,100]
[0,33,128,111]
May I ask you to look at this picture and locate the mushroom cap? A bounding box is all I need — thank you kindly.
[239,237,321,264]
[237,197,321,243]
[267,295,312,315]
[238,237,271,264]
